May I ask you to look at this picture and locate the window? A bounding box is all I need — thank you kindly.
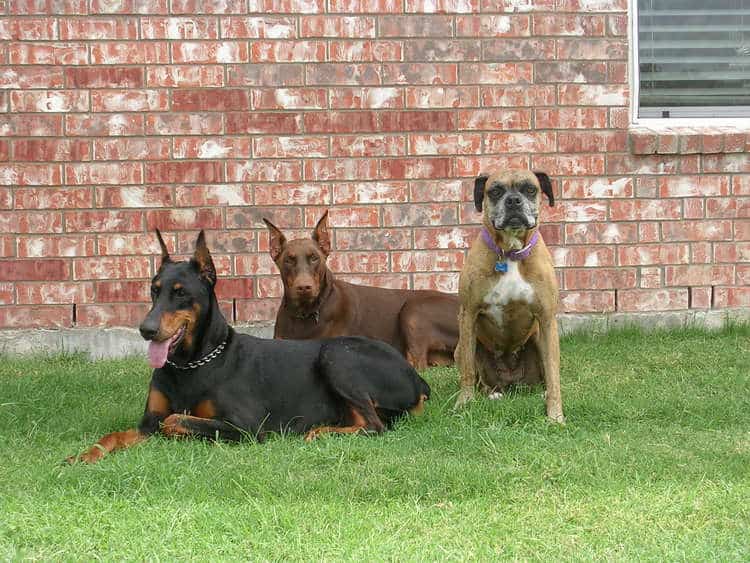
[636,0,750,118]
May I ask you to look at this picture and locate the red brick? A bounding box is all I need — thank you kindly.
[226,112,302,134]
[10,90,88,113]
[235,253,278,276]
[95,280,150,302]
[392,250,464,272]
[227,63,304,86]
[333,182,407,204]
[255,184,331,206]
[227,160,303,182]
[480,85,554,107]
[145,208,223,231]
[0,259,69,282]
[455,15,529,36]
[93,138,171,161]
[558,131,627,153]
[73,257,150,281]
[639,267,662,289]
[1,67,65,89]
[145,113,223,135]
[146,65,224,87]
[0,283,13,304]
[336,228,411,250]
[714,287,750,308]
[66,211,142,233]
[60,18,138,40]
[715,242,750,263]
[733,176,750,195]
[405,86,477,108]
[557,38,627,60]
[383,203,457,226]
[13,139,91,162]
[65,162,142,185]
[175,185,253,207]
[66,113,144,136]
[454,155,530,178]
[172,88,250,111]
[459,63,532,85]
[405,0,477,11]
[411,273,457,292]
[176,231,257,254]
[98,233,171,256]
[253,88,328,109]
[560,291,615,313]
[561,177,632,199]
[379,15,451,37]
[16,282,94,305]
[662,220,733,242]
[254,136,329,158]
[539,108,608,129]
[329,0,403,11]
[550,246,614,267]
[331,40,403,62]
[18,235,94,258]
[306,207,379,228]
[665,265,735,287]
[3,18,57,40]
[704,154,750,174]
[381,63,455,85]
[90,0,168,12]
[707,198,750,219]
[457,109,531,130]
[610,200,682,221]
[235,299,278,323]
[485,131,555,153]
[215,277,255,300]
[0,164,61,186]
[302,16,376,37]
[0,306,72,329]
[141,16,219,39]
[559,85,628,106]
[332,135,406,157]
[379,157,451,180]
[532,14,605,36]
[252,41,326,62]
[618,289,689,312]
[9,42,88,65]
[76,304,150,328]
[536,62,607,84]
[410,133,480,155]
[307,63,383,85]
[304,159,379,181]
[172,41,249,63]
[532,154,605,176]
[67,67,144,88]
[172,0,243,12]
[15,187,92,209]
[91,89,169,112]
[91,42,169,64]
[410,179,464,202]
[413,226,477,249]
[564,268,636,290]
[221,17,297,39]
[565,222,637,245]
[618,244,689,266]
[174,137,252,159]
[96,186,173,208]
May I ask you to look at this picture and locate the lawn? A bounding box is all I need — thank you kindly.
[1,325,749,560]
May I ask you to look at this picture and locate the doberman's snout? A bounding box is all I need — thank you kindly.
[139,320,159,341]
[295,283,313,294]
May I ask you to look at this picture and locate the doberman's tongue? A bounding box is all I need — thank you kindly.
[147,332,179,369]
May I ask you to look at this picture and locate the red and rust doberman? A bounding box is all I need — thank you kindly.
[66,230,430,464]
[264,211,460,370]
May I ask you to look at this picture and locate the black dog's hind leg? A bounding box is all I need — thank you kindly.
[161,414,246,441]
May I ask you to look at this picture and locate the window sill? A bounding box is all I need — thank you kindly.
[629,124,750,156]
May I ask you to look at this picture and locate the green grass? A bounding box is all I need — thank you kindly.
[1,325,749,561]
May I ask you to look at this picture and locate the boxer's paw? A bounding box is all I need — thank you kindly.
[453,388,475,409]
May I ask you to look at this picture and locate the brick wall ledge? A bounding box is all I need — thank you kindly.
[1,309,747,361]
[630,125,750,155]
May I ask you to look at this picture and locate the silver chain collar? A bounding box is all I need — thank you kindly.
[166,339,227,370]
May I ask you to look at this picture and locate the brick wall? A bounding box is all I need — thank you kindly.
[0,0,747,330]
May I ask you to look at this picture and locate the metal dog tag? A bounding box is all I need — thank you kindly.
[494,261,508,273]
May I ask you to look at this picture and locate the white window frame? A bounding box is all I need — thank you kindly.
[629,0,750,127]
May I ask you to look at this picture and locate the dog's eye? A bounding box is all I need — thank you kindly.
[489,186,504,198]
[525,185,536,194]
[173,287,186,298]
[309,254,319,263]
[150,286,159,297]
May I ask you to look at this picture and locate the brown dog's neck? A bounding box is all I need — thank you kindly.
[285,267,335,321]
[485,224,539,254]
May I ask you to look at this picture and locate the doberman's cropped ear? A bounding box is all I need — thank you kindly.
[534,171,555,207]
[262,217,287,263]
[312,210,331,257]
[474,175,489,212]
[192,230,216,286]
[155,229,171,267]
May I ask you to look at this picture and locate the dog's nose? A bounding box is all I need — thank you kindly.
[296,284,312,293]
[505,195,522,209]
[139,323,159,340]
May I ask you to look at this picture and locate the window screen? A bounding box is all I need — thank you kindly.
[638,0,750,118]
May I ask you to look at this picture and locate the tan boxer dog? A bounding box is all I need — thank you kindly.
[453,170,564,423]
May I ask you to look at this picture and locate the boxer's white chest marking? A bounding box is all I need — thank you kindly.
[483,260,535,326]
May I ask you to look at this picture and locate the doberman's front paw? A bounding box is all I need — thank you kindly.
[303,428,322,442]
[547,410,566,424]
[64,445,105,465]
[161,414,190,437]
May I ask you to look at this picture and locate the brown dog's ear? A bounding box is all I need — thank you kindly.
[474,175,489,212]
[312,210,331,256]
[155,229,171,266]
[192,230,216,286]
[262,217,287,263]
[534,171,555,207]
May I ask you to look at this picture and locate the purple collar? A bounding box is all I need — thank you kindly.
[481,228,539,261]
